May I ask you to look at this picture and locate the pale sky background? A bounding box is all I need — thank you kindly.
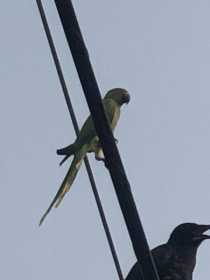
[1,1,210,279]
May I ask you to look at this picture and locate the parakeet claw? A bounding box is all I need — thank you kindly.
[95,148,105,162]
[95,155,105,162]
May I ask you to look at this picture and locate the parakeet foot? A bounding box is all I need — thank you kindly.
[95,155,105,162]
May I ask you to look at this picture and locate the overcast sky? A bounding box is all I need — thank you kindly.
[1,1,210,279]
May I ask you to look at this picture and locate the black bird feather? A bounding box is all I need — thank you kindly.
[126,223,210,280]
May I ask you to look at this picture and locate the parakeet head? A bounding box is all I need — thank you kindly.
[104,88,130,106]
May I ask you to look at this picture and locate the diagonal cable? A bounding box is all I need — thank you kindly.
[53,2,161,280]
[35,1,124,279]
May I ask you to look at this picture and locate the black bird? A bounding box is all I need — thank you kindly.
[126,223,210,280]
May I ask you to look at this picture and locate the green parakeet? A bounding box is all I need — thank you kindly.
[39,88,130,225]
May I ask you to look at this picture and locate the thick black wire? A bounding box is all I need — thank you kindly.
[35,1,124,279]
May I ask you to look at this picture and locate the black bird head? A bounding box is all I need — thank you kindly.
[105,88,130,106]
[168,223,210,247]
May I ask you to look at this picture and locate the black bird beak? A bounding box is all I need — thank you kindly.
[193,224,210,241]
[123,93,130,104]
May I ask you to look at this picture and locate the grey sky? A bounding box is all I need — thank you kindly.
[1,0,210,279]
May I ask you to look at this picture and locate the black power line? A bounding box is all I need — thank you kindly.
[53,1,160,280]
[35,1,123,279]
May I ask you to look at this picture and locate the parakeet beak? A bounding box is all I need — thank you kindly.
[123,93,130,104]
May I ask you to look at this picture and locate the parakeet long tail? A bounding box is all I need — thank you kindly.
[39,145,87,226]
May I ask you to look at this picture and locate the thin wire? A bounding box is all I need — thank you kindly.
[35,1,124,279]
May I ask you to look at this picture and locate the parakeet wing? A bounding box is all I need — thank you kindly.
[103,98,121,130]
[76,98,120,146]
[76,115,96,146]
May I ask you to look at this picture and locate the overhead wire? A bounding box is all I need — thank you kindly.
[53,2,160,280]
[35,1,124,279]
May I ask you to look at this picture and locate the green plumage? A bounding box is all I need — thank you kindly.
[39,88,130,225]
